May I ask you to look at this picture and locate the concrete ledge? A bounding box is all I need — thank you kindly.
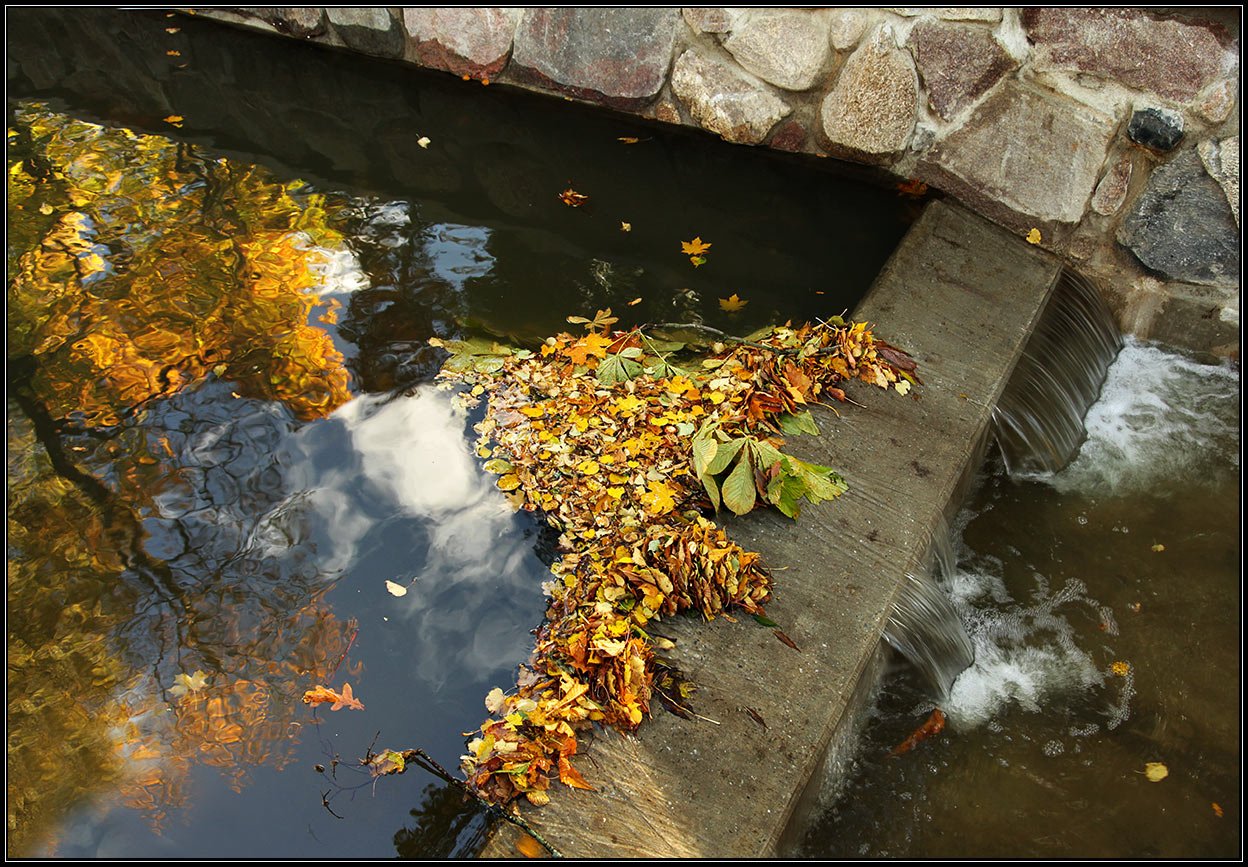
[481,200,1061,857]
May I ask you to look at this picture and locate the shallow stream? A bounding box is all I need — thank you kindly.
[798,339,1241,858]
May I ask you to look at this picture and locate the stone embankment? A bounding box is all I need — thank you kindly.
[202,7,1240,360]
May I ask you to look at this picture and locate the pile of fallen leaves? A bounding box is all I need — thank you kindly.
[431,310,918,807]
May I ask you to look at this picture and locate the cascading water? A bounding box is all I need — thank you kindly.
[991,268,1124,475]
[883,523,974,699]
[885,268,1123,698]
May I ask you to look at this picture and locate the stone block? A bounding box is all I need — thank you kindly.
[1024,8,1233,103]
[917,82,1115,226]
[1117,149,1240,285]
[828,8,869,52]
[722,9,831,91]
[682,7,736,35]
[1198,136,1240,227]
[769,119,807,152]
[1090,158,1133,216]
[402,8,519,79]
[671,49,791,145]
[906,19,1016,121]
[512,8,681,108]
[327,8,405,59]
[818,24,917,164]
[1193,80,1237,125]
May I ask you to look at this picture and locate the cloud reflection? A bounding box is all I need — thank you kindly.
[297,386,544,690]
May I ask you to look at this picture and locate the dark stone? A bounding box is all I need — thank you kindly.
[512,8,681,109]
[326,8,405,59]
[1117,150,1240,286]
[1128,107,1184,152]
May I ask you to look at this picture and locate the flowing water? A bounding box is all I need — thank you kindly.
[798,339,1241,858]
[6,8,914,857]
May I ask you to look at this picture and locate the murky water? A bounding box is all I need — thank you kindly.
[6,8,913,858]
[798,340,1241,858]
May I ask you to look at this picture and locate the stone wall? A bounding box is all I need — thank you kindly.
[200,7,1241,359]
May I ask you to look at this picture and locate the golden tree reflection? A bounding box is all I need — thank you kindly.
[9,104,353,426]
[7,105,360,854]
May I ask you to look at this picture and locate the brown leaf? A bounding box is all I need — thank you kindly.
[774,630,799,651]
[889,708,945,757]
[745,706,767,729]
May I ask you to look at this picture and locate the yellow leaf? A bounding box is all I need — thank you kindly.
[385,580,408,597]
[1110,661,1129,676]
[620,221,632,232]
[894,379,911,396]
[638,480,676,515]
[1143,762,1168,782]
[497,474,522,491]
[417,136,431,149]
[163,115,184,127]
[681,236,712,256]
[1151,543,1165,552]
[576,460,600,475]
[1026,228,1042,245]
[718,293,748,312]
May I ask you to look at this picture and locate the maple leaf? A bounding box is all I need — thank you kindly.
[718,293,748,312]
[303,682,365,711]
[681,236,712,256]
[170,670,210,697]
[565,332,613,365]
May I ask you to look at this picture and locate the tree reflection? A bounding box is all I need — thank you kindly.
[392,782,491,859]
[6,105,360,854]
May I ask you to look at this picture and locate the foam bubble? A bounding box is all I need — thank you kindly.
[1051,338,1240,495]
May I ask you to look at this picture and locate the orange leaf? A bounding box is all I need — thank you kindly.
[564,332,612,365]
[681,236,712,256]
[558,187,589,207]
[558,755,596,790]
[718,293,748,312]
[515,834,545,858]
[889,708,945,757]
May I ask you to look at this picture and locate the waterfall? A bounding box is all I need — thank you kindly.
[886,268,1122,698]
[883,521,975,699]
[991,269,1124,475]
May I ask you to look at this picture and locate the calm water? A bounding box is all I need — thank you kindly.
[798,339,1241,858]
[6,8,912,858]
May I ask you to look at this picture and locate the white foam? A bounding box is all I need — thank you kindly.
[1050,338,1240,495]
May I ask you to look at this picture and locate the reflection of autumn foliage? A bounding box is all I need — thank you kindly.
[7,105,360,853]
[8,104,353,427]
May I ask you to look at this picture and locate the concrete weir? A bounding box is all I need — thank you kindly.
[482,200,1062,857]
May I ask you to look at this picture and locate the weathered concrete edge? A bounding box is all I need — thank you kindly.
[481,200,1061,857]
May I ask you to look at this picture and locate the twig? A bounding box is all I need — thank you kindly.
[401,748,566,858]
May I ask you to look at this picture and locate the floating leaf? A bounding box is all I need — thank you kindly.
[1151,543,1165,552]
[1026,228,1042,245]
[385,580,409,597]
[162,115,184,127]
[718,293,748,312]
[681,237,712,256]
[1110,661,1129,676]
[558,187,589,207]
[417,136,431,149]
[689,255,706,268]
[169,670,210,698]
[1143,762,1168,782]
[302,682,364,711]
[620,222,632,232]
